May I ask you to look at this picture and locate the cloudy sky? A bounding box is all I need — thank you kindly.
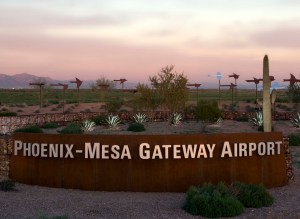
[0,0,299,85]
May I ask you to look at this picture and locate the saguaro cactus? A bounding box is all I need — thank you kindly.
[263,55,272,132]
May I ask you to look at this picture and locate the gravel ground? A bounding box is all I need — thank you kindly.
[0,164,299,218]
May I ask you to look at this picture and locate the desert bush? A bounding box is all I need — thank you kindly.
[60,123,83,134]
[288,133,300,146]
[17,109,23,112]
[257,125,274,132]
[41,122,59,129]
[66,100,77,104]
[195,101,220,122]
[34,110,40,113]
[184,104,196,117]
[287,84,300,103]
[127,123,146,132]
[184,183,244,217]
[231,182,273,208]
[276,97,289,103]
[235,115,249,122]
[0,111,17,117]
[0,179,15,192]
[222,104,228,110]
[229,103,239,112]
[245,105,255,112]
[92,115,106,126]
[48,100,59,104]
[105,97,123,113]
[15,125,43,133]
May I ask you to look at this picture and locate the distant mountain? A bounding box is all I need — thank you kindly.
[0,73,61,89]
[0,73,138,89]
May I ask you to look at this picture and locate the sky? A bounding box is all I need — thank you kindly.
[0,0,300,87]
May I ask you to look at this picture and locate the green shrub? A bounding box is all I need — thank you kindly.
[66,100,77,104]
[92,116,106,126]
[184,183,244,218]
[105,97,123,113]
[231,182,273,208]
[60,123,83,134]
[288,133,300,146]
[235,115,249,122]
[194,100,221,122]
[15,126,43,133]
[48,100,59,104]
[127,123,146,132]
[245,105,255,112]
[257,125,274,132]
[0,179,16,191]
[41,122,59,129]
[287,84,300,103]
[257,126,264,132]
[0,111,17,117]
[276,97,289,103]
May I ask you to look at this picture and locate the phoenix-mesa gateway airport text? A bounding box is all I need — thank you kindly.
[14,140,282,159]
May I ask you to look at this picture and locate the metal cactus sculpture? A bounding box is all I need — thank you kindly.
[263,55,272,132]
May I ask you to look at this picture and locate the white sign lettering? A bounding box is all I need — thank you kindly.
[13,140,282,160]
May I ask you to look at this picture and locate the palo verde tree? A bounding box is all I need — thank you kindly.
[149,65,189,113]
[132,83,160,112]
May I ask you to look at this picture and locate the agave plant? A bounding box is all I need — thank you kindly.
[106,114,122,129]
[291,112,300,128]
[171,112,183,126]
[250,111,263,127]
[133,113,147,124]
[81,120,96,132]
[215,117,223,125]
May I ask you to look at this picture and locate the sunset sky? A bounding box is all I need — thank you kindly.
[0,0,300,86]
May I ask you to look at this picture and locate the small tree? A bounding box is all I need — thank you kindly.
[96,76,116,89]
[150,65,188,113]
[130,83,160,118]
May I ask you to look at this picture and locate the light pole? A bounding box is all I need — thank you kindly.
[220,83,236,106]
[246,77,262,100]
[29,82,45,109]
[216,72,222,105]
[51,83,68,113]
[187,83,201,103]
[229,73,239,103]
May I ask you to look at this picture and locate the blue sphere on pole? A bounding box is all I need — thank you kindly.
[216,72,222,80]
